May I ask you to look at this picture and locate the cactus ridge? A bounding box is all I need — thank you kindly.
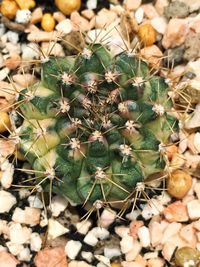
[17,44,177,206]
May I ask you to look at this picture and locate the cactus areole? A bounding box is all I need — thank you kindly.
[18,44,177,206]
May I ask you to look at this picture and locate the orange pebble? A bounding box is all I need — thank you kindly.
[166,144,178,161]
[41,13,56,32]
[55,0,81,16]
[0,0,19,20]
[138,23,157,46]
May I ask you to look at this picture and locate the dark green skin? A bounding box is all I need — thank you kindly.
[18,44,178,205]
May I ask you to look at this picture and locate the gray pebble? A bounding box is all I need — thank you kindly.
[164,1,189,18]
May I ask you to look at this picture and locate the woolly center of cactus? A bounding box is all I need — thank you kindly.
[17,44,177,206]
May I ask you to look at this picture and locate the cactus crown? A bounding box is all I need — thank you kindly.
[17,44,177,207]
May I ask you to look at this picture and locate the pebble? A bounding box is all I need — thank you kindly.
[81,251,93,262]
[6,242,24,256]
[6,31,19,44]
[125,241,142,261]
[140,45,163,67]
[0,0,19,20]
[31,7,43,24]
[71,11,91,32]
[9,223,32,244]
[99,209,116,228]
[50,196,68,217]
[15,9,32,24]
[163,45,185,67]
[129,220,144,239]
[21,43,40,60]
[164,1,189,18]
[124,0,142,10]
[84,227,109,246]
[104,247,121,259]
[41,42,65,57]
[185,104,200,129]
[151,17,167,34]
[41,13,56,32]
[187,200,200,220]
[0,159,14,189]
[141,4,159,19]
[17,247,31,262]
[28,195,43,209]
[162,18,189,49]
[27,30,61,43]
[135,7,144,24]
[12,207,41,225]
[69,261,94,267]
[138,24,157,46]
[137,226,150,247]
[81,9,95,20]
[30,232,42,252]
[86,29,108,44]
[12,74,37,87]
[0,190,16,213]
[155,0,169,15]
[163,201,189,222]
[0,251,19,267]
[53,12,66,23]
[161,222,182,244]
[15,0,35,10]
[76,220,92,235]
[87,0,97,10]
[55,0,81,16]
[65,240,82,260]
[95,8,118,28]
[179,223,197,246]
[48,218,69,240]
[34,247,67,267]
[178,0,200,12]
[120,234,134,254]
[0,68,10,81]
[56,19,73,34]
[141,199,164,220]
[4,54,21,70]
[147,258,165,267]
[184,32,200,61]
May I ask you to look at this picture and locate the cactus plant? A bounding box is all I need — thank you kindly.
[17,44,177,207]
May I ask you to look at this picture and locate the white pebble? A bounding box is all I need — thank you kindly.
[84,232,98,246]
[30,232,42,252]
[18,189,30,199]
[120,235,134,254]
[144,251,159,260]
[187,199,200,220]
[65,240,82,260]
[151,17,167,35]
[87,0,97,9]
[86,29,108,45]
[99,209,116,228]
[28,195,43,209]
[6,242,24,256]
[137,226,150,247]
[91,227,110,240]
[12,207,41,225]
[6,31,19,44]
[50,195,68,217]
[115,226,129,238]
[95,255,110,266]
[135,7,144,24]
[56,19,72,34]
[21,43,40,60]
[76,220,92,235]
[125,240,141,261]
[0,190,16,213]
[15,9,31,24]
[48,218,69,240]
[69,261,94,267]
[104,247,121,259]
[0,160,14,189]
[9,223,32,244]
[81,251,93,263]
[0,245,7,252]
[141,199,164,220]
[126,210,141,221]
[0,68,10,81]
[17,247,31,262]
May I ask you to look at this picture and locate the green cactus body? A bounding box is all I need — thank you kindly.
[18,44,177,206]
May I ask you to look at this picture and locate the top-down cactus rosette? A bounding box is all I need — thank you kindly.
[17,43,178,208]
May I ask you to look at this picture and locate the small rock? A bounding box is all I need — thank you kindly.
[163,201,189,222]
[185,103,200,129]
[164,1,189,18]
[34,247,67,267]
[129,220,144,239]
[147,258,165,267]
[137,226,150,248]
[86,0,97,10]
[149,221,165,247]
[53,12,66,22]
[125,240,141,261]
[179,224,197,247]
[48,219,69,240]
[121,262,142,267]
[124,0,142,10]
[141,4,159,19]
[162,18,189,49]
[144,252,159,260]
[68,261,94,267]
[71,11,90,32]
[65,240,82,260]
[81,9,95,20]
[140,45,163,67]
[95,255,110,266]
[4,54,21,70]
[9,223,32,244]
[151,17,167,34]
[81,251,93,262]
[76,220,92,235]
[50,196,68,217]
[177,0,200,12]
[41,42,65,57]
[6,242,24,256]
[0,251,19,267]
[31,7,43,24]
[0,158,14,189]
[161,222,182,244]
[17,247,31,262]
[15,9,31,24]
[95,8,118,28]
[30,233,42,252]
[115,226,130,238]
[163,45,185,67]
[187,199,200,220]
[28,195,43,209]
[27,31,61,43]
[135,7,144,24]
[12,74,37,87]
[104,247,121,259]
[12,207,41,225]
[6,31,19,44]
[62,31,84,55]
[155,0,169,15]
[184,32,200,61]
[0,190,16,213]
[55,19,73,35]
[141,199,164,220]
[99,209,116,228]
[120,234,134,254]
[0,68,10,81]
[138,24,157,46]
[21,42,40,60]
